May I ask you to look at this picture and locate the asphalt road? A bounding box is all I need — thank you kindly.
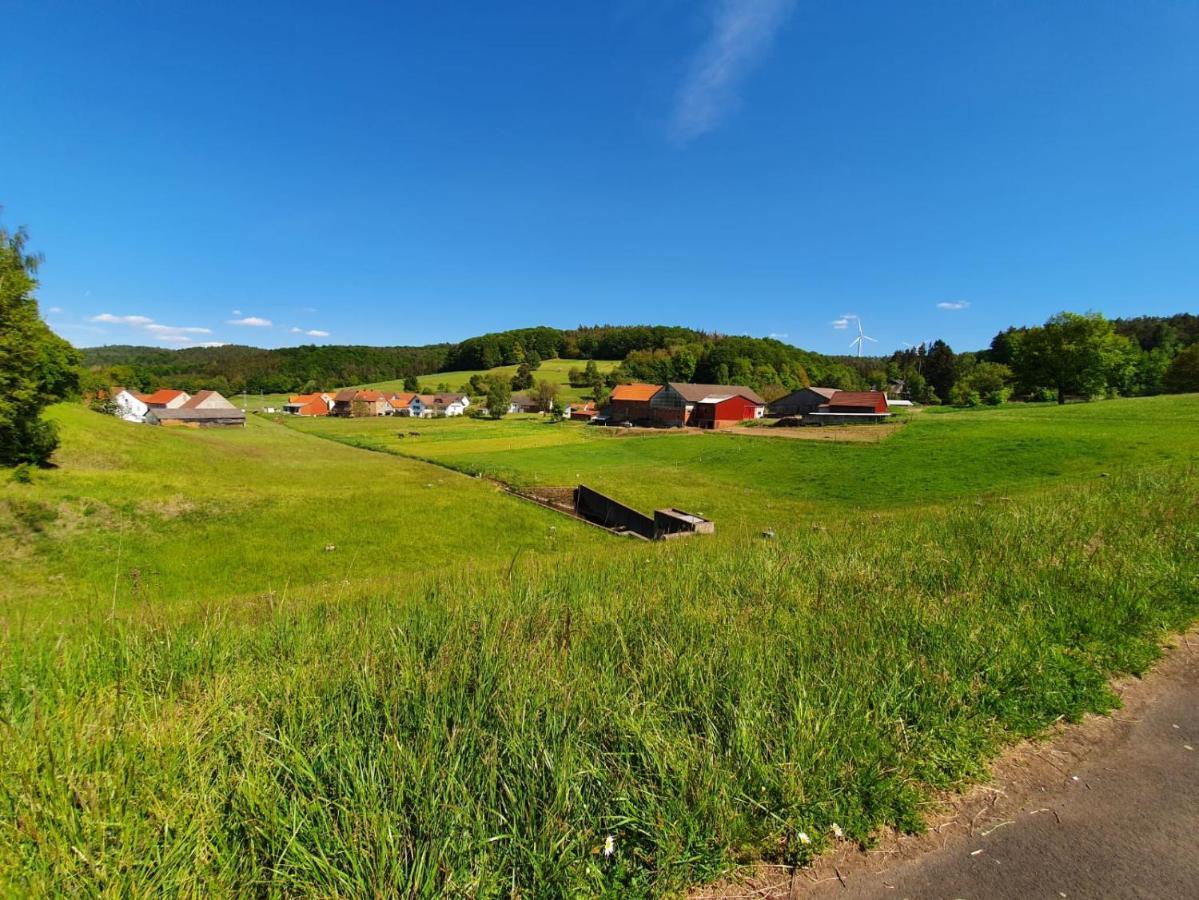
[803,642,1198,900]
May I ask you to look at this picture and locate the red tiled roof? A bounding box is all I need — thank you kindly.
[141,388,187,405]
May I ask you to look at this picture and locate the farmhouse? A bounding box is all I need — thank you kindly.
[606,383,661,424]
[768,386,838,418]
[284,392,333,416]
[429,393,470,416]
[806,390,891,425]
[146,391,245,427]
[332,389,390,417]
[141,389,191,410]
[110,388,149,423]
[650,383,766,428]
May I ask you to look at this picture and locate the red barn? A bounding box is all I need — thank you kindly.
[806,390,891,424]
[690,392,766,429]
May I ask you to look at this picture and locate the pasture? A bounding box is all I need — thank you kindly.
[284,394,1199,532]
[1,395,1197,896]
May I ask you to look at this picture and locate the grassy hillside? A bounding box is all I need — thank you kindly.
[363,357,621,403]
[1,397,1197,896]
[0,404,606,615]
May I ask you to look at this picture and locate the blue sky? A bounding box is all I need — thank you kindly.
[3,1,1196,354]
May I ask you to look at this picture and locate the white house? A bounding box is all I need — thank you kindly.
[430,393,470,416]
[112,388,149,423]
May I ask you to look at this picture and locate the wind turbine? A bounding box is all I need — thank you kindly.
[849,319,878,357]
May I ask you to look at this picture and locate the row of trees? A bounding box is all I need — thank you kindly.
[883,312,1199,407]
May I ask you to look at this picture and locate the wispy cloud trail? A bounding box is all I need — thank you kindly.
[671,0,795,142]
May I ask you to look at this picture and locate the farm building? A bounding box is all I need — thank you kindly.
[768,386,838,417]
[332,389,390,417]
[806,390,891,425]
[649,383,766,428]
[606,383,661,424]
[141,389,191,410]
[146,391,245,427]
[110,388,149,423]
[508,393,543,414]
[569,401,598,421]
[284,392,333,416]
[429,393,470,416]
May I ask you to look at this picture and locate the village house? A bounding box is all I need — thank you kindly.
[332,389,390,417]
[805,390,891,425]
[385,392,424,417]
[648,383,766,428]
[768,386,838,418]
[429,393,470,416]
[508,393,542,414]
[145,391,246,427]
[283,392,334,416]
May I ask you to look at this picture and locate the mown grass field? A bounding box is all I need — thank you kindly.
[1,396,1197,896]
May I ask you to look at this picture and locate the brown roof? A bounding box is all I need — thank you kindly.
[431,393,467,404]
[610,383,661,402]
[804,386,839,399]
[417,394,436,404]
[666,383,766,405]
[357,390,384,402]
[150,407,245,421]
[333,389,358,402]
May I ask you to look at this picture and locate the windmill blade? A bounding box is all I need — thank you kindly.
[863,335,878,343]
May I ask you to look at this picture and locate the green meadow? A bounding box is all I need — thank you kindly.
[1,395,1197,896]
[362,357,620,402]
[285,395,1199,531]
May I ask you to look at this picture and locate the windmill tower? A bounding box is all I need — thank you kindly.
[849,319,878,358]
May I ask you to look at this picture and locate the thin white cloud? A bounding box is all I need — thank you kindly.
[830,316,854,330]
[91,313,154,326]
[937,301,970,311]
[232,309,243,316]
[47,306,63,314]
[305,329,330,337]
[289,327,303,333]
[227,316,272,327]
[194,341,228,348]
[768,332,788,339]
[145,324,212,336]
[154,335,193,344]
[671,0,795,141]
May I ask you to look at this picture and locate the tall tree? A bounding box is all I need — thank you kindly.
[1011,312,1135,404]
[0,226,80,466]
[486,377,512,419]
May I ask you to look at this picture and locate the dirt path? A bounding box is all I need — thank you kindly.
[706,631,1198,899]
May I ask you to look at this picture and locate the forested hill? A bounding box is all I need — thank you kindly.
[79,313,1199,400]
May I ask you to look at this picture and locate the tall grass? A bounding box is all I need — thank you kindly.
[3,468,1195,896]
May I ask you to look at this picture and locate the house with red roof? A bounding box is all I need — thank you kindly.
[284,392,334,416]
[141,389,191,410]
[331,389,391,417]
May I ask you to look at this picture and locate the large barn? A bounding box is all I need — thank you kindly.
[805,390,891,425]
[607,383,661,424]
[768,386,838,417]
[650,383,767,428]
